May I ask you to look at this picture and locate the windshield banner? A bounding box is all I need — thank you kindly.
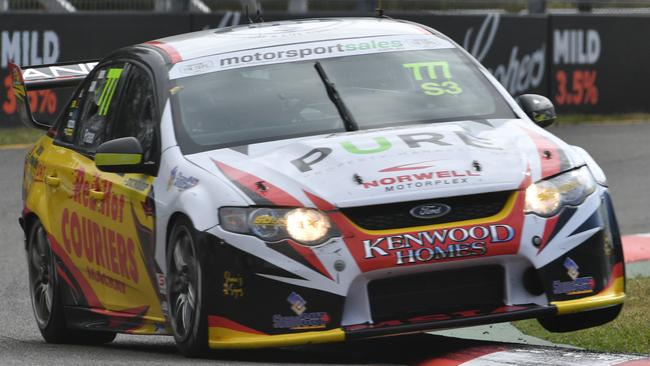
[169,34,454,79]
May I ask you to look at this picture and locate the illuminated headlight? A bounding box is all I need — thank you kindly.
[219,207,336,246]
[525,166,596,217]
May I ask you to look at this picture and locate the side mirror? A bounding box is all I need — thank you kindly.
[515,94,556,128]
[95,137,144,173]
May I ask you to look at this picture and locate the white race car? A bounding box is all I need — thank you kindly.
[15,17,624,357]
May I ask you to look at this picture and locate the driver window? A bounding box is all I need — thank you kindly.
[69,63,127,152]
[111,65,157,164]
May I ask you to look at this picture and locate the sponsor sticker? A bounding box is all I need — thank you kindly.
[167,166,199,191]
[362,170,481,193]
[379,160,437,172]
[222,271,244,299]
[403,61,464,97]
[290,131,500,174]
[180,60,215,75]
[157,273,167,296]
[564,257,580,280]
[363,224,515,265]
[154,322,167,334]
[170,34,454,79]
[344,305,529,332]
[287,292,307,315]
[86,267,127,294]
[272,312,330,330]
[82,131,95,144]
[553,277,595,295]
[124,177,150,192]
[21,62,98,81]
[272,292,330,330]
[553,257,595,295]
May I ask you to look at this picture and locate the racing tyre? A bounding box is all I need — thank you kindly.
[167,217,211,357]
[538,304,622,333]
[27,219,116,344]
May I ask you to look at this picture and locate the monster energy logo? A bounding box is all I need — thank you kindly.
[98,68,123,116]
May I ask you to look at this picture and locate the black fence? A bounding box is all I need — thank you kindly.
[0,12,647,127]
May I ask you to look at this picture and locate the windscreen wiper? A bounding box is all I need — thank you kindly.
[314,61,358,131]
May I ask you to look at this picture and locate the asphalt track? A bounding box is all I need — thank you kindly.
[1,122,650,365]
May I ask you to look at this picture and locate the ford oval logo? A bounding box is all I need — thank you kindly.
[410,204,452,219]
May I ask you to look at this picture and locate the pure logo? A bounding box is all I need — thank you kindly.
[410,204,451,219]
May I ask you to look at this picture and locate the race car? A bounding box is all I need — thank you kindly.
[14,17,625,357]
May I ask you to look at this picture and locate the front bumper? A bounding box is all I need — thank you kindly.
[203,188,625,349]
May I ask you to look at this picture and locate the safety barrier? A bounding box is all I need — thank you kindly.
[0,12,647,126]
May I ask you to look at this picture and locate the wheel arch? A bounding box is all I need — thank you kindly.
[22,212,42,250]
[165,211,194,254]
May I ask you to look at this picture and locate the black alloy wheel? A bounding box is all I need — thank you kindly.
[28,222,55,330]
[167,217,210,357]
[27,219,116,344]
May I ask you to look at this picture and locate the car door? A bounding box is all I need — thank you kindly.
[41,62,131,311]
[98,62,167,324]
[42,61,166,331]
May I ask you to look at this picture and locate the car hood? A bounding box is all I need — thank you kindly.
[186,119,582,208]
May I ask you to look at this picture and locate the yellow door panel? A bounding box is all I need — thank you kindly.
[34,137,164,326]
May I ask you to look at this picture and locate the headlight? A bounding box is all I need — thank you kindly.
[248,208,286,242]
[219,207,336,246]
[525,180,560,217]
[525,166,596,217]
[285,208,331,245]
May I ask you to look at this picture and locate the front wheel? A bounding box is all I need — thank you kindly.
[167,217,211,357]
[27,219,116,344]
[538,304,622,333]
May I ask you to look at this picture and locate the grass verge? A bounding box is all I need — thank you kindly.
[0,127,44,146]
[513,276,650,354]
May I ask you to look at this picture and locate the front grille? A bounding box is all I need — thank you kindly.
[368,266,504,321]
[341,191,512,230]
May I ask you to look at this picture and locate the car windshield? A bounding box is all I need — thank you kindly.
[172,48,515,153]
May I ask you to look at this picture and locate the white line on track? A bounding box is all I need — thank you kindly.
[0,143,33,150]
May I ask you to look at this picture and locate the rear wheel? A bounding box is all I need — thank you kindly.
[167,217,210,357]
[538,304,622,332]
[27,219,116,344]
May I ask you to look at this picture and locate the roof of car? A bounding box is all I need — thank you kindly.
[148,17,436,63]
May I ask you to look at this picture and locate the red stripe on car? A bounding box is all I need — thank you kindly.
[208,315,266,335]
[286,239,333,281]
[523,128,562,179]
[537,214,560,254]
[55,264,77,296]
[303,190,336,211]
[90,305,149,332]
[145,41,183,64]
[48,234,103,308]
[213,160,303,207]
[603,262,624,292]
[90,305,149,317]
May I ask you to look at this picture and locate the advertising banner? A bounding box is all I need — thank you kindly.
[550,15,650,113]
[0,12,647,127]
[0,14,189,127]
